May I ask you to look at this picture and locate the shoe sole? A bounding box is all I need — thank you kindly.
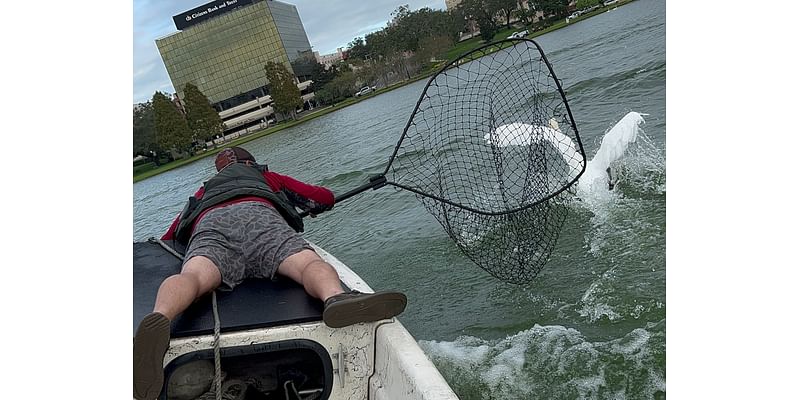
[323,292,408,328]
[133,312,171,400]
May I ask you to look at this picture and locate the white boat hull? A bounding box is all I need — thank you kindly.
[160,242,458,400]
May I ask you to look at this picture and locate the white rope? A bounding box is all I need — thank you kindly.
[150,238,223,399]
[151,237,185,260]
[212,290,222,400]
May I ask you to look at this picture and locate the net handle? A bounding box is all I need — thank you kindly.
[298,174,387,218]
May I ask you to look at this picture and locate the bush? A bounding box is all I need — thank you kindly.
[577,0,601,9]
[314,87,341,106]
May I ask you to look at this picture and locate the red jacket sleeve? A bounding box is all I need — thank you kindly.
[265,171,335,213]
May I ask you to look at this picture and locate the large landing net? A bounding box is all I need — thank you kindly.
[382,39,586,283]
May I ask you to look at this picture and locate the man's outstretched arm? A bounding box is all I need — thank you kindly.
[267,172,335,215]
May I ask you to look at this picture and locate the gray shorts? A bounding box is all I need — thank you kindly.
[184,201,313,291]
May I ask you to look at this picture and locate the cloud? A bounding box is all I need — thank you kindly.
[133,0,447,103]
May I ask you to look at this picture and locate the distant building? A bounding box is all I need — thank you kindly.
[314,48,345,70]
[445,0,462,11]
[155,0,316,136]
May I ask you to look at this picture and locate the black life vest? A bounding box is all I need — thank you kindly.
[174,163,305,245]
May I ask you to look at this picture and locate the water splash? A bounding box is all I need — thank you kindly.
[578,269,624,322]
[575,112,665,256]
[420,323,665,399]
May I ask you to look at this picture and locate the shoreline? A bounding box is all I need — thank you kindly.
[133,0,634,183]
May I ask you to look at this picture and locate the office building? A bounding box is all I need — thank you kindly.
[156,0,315,136]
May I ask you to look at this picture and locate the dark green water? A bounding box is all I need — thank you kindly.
[134,0,665,398]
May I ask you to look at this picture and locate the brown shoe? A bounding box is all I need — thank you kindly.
[323,290,407,328]
[133,312,171,400]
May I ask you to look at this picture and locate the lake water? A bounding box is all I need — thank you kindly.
[134,0,666,398]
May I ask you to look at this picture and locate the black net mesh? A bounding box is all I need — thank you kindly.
[384,39,586,284]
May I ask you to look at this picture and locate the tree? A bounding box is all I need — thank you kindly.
[152,91,193,157]
[415,35,453,64]
[346,37,369,60]
[533,0,570,19]
[310,62,338,88]
[346,6,461,63]
[490,0,519,29]
[514,0,537,24]
[386,6,461,52]
[291,53,338,89]
[264,61,303,120]
[339,5,464,86]
[479,18,497,41]
[576,0,601,9]
[458,0,499,42]
[133,101,157,157]
[314,68,358,105]
[183,83,225,146]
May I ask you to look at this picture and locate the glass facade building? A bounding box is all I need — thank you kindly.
[155,0,312,111]
[267,0,313,62]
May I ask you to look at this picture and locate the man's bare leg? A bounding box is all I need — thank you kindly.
[154,256,223,320]
[134,256,222,400]
[277,249,344,302]
[277,249,407,328]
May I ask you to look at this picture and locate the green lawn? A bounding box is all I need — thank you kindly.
[443,26,520,61]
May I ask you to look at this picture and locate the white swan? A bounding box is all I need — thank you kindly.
[486,112,647,192]
[485,119,584,182]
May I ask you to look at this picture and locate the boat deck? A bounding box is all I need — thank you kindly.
[133,241,326,338]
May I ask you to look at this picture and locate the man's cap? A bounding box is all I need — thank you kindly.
[215,147,256,171]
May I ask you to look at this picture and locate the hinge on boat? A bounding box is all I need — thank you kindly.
[333,343,346,388]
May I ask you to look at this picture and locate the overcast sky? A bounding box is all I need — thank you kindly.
[133,0,447,104]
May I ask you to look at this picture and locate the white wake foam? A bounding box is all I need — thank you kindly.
[420,323,665,399]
